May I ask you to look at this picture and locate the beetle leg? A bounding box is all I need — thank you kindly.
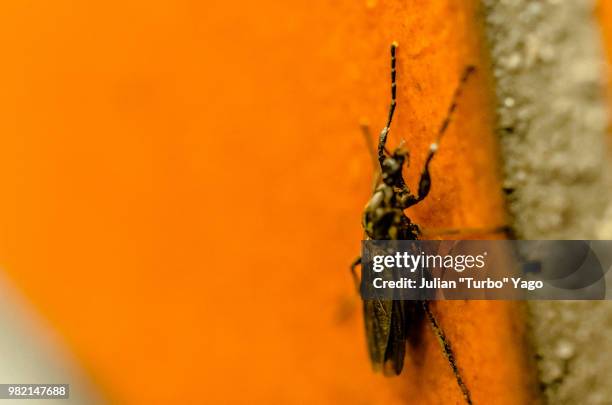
[360,124,383,192]
[422,301,473,405]
[407,66,477,207]
[350,256,362,291]
[420,225,511,238]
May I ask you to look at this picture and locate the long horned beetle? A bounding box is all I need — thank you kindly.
[351,42,477,404]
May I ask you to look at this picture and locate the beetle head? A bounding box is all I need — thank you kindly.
[381,146,409,185]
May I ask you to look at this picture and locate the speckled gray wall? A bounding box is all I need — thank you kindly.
[482,0,612,403]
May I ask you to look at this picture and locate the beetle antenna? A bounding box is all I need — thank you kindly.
[378,42,398,167]
[434,65,476,145]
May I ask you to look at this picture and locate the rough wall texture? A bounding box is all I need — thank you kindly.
[482,0,612,403]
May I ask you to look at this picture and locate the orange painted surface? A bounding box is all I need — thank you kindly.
[598,1,612,117]
[0,0,537,403]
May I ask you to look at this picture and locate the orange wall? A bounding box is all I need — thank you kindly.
[599,0,612,117]
[0,1,536,403]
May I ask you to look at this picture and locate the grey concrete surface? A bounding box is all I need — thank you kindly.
[482,0,612,403]
[0,272,104,404]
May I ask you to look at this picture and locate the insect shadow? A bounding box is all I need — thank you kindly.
[350,42,503,405]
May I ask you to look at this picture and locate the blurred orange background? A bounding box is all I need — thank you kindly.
[0,1,545,403]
